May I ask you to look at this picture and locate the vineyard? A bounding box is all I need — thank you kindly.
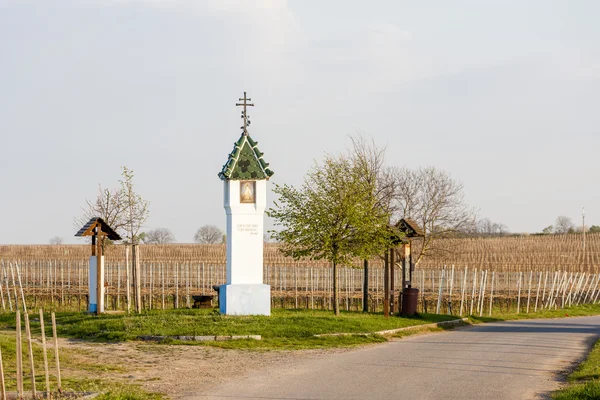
[0,232,598,316]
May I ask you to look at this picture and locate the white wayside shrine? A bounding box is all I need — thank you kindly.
[217,92,273,316]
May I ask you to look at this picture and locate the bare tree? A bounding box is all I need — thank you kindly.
[391,166,476,264]
[143,228,175,244]
[194,225,224,244]
[476,218,509,237]
[76,184,127,249]
[554,216,574,234]
[49,236,63,245]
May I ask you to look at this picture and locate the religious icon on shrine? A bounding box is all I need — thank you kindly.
[240,181,255,203]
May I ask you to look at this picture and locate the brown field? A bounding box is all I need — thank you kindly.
[0,233,598,316]
[1,231,598,271]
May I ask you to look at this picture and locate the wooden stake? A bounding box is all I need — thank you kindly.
[459,267,467,316]
[51,312,62,392]
[469,268,477,316]
[2,266,11,312]
[526,270,533,313]
[9,264,19,311]
[0,263,5,311]
[126,246,131,314]
[534,271,542,312]
[16,311,23,397]
[24,313,37,398]
[436,267,445,314]
[516,272,522,313]
[16,264,27,314]
[488,271,495,316]
[39,310,50,398]
[0,345,6,400]
[478,270,487,316]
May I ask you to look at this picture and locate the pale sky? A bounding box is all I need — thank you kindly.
[1,0,599,244]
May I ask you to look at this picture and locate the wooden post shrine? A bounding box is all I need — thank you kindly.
[75,217,121,314]
[395,218,425,316]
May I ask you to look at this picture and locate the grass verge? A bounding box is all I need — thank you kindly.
[0,309,457,350]
[553,339,600,400]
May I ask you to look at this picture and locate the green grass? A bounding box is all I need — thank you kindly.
[0,309,457,350]
[553,339,600,400]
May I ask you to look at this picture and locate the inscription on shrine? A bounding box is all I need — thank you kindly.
[236,223,259,235]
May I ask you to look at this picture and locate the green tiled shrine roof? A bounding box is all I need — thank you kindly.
[218,134,274,180]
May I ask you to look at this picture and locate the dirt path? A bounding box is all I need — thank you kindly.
[59,339,350,398]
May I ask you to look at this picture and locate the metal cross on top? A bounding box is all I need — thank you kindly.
[235,91,254,136]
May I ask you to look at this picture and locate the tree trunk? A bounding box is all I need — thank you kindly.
[362,259,369,312]
[333,261,339,316]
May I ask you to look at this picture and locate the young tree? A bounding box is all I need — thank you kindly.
[542,225,554,234]
[268,153,391,315]
[119,167,150,244]
[194,225,224,244]
[589,225,600,233]
[391,166,475,264]
[143,228,175,244]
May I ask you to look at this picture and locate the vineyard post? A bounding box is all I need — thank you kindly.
[534,271,542,312]
[3,266,12,311]
[0,345,5,400]
[39,309,50,397]
[135,245,141,313]
[488,271,495,316]
[16,264,27,314]
[582,274,595,304]
[161,263,165,310]
[51,312,62,392]
[587,274,599,304]
[448,265,454,315]
[478,270,487,316]
[526,270,533,313]
[116,263,121,310]
[577,273,589,304]
[516,271,522,314]
[593,276,600,303]
[125,246,131,314]
[10,264,19,311]
[469,268,477,316]
[16,311,23,397]
[547,271,558,309]
[0,269,5,311]
[186,263,190,309]
[541,271,549,309]
[24,313,37,399]
[310,267,314,310]
[459,267,467,316]
[436,267,445,314]
[175,263,179,309]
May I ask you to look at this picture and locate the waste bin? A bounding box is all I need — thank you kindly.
[401,288,419,317]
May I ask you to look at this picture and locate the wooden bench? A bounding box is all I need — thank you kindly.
[192,295,214,309]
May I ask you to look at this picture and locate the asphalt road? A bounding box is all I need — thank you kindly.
[187,316,600,400]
